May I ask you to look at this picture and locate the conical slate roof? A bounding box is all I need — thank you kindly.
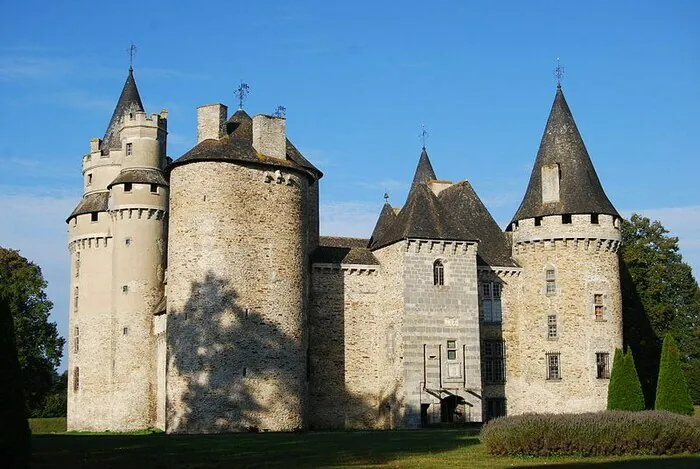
[368,202,397,249]
[510,87,619,224]
[101,68,144,152]
[409,147,437,193]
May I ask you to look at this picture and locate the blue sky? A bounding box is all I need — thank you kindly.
[1,1,698,368]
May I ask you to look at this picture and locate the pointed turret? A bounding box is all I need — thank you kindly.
[409,147,437,193]
[101,68,144,152]
[368,201,397,249]
[510,87,618,225]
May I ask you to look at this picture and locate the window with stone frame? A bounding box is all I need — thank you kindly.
[545,268,557,295]
[73,286,79,312]
[594,293,605,321]
[596,352,610,379]
[73,367,80,391]
[481,281,502,323]
[447,340,457,360]
[75,251,80,278]
[546,352,561,380]
[482,340,506,384]
[126,142,133,156]
[73,326,79,353]
[547,314,557,339]
[433,259,444,286]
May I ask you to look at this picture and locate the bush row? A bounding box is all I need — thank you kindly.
[481,411,700,456]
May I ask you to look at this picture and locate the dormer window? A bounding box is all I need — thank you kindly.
[126,143,133,156]
[124,183,132,193]
[433,260,444,286]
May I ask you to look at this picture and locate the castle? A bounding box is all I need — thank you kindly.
[66,67,623,432]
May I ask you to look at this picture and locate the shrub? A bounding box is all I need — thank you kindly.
[481,411,700,456]
[608,348,645,411]
[656,334,694,415]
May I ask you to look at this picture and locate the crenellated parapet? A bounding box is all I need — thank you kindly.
[109,207,167,221]
[512,214,621,254]
[312,263,379,276]
[404,238,477,255]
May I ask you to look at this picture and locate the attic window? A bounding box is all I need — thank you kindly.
[126,143,133,156]
[591,214,599,224]
[534,217,542,227]
[562,214,572,224]
[124,183,132,192]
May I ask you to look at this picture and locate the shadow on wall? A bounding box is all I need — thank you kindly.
[620,259,661,408]
[166,270,401,433]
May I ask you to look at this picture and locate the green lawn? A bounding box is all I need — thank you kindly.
[31,426,700,469]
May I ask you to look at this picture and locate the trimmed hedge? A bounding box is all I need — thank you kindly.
[656,334,694,415]
[482,411,700,456]
[608,347,645,411]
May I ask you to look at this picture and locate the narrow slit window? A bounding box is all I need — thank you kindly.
[122,285,129,294]
[433,260,444,286]
[594,294,605,321]
[87,173,93,186]
[75,251,80,277]
[73,367,80,391]
[74,326,80,353]
[74,286,79,312]
[126,143,133,156]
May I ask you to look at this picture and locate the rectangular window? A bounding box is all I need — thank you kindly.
[126,143,133,156]
[122,285,128,294]
[74,326,79,353]
[547,314,557,339]
[75,251,80,277]
[73,367,80,391]
[596,352,610,379]
[594,294,604,321]
[73,286,79,312]
[91,212,98,223]
[546,352,561,380]
[150,184,158,194]
[545,269,556,294]
[562,214,572,224]
[481,282,503,323]
[87,173,92,186]
[482,341,506,384]
[534,216,542,226]
[591,213,599,224]
[447,340,457,360]
[125,238,131,247]
[124,183,132,192]
[123,327,129,335]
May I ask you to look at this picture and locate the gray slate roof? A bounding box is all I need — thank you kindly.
[510,87,619,224]
[67,192,109,222]
[170,109,322,180]
[108,168,168,188]
[409,147,437,194]
[368,202,397,248]
[312,236,379,265]
[101,68,144,152]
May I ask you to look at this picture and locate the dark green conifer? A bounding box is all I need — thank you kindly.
[655,334,694,415]
[607,347,645,411]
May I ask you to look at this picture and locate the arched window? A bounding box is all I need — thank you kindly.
[433,260,444,286]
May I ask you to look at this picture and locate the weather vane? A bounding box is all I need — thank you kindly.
[235,81,250,110]
[273,105,287,118]
[554,58,564,88]
[127,44,137,70]
[384,191,390,203]
[419,124,429,149]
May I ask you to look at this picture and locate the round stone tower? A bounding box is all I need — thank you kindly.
[506,85,623,415]
[108,106,169,430]
[165,104,321,433]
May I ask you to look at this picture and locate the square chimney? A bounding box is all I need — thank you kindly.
[197,103,227,143]
[252,114,286,160]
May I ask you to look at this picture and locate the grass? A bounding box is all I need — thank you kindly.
[29,417,67,434]
[30,426,700,469]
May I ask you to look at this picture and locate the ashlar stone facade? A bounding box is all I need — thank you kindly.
[67,70,624,432]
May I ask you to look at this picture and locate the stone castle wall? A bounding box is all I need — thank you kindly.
[166,161,310,433]
[507,214,622,415]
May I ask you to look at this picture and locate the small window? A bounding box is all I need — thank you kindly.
[129,112,134,120]
[124,183,132,192]
[594,294,605,321]
[74,286,79,312]
[591,213,599,224]
[87,173,93,186]
[482,341,506,384]
[125,238,131,247]
[547,314,557,339]
[73,367,80,391]
[433,260,444,286]
[75,251,80,277]
[74,326,80,353]
[534,216,542,226]
[122,285,129,294]
[481,281,502,323]
[91,212,98,222]
[546,352,561,380]
[126,143,133,156]
[545,269,556,295]
[150,184,158,194]
[447,340,457,360]
[123,327,129,335]
[596,352,610,379]
[562,214,572,224]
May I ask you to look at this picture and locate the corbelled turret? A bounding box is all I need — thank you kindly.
[510,86,618,225]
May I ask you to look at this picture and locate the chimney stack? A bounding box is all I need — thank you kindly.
[197,104,228,143]
[252,114,286,159]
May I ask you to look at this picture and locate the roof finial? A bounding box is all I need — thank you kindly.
[384,191,390,204]
[419,124,429,150]
[554,57,564,89]
[273,105,286,118]
[127,44,137,71]
[235,81,250,110]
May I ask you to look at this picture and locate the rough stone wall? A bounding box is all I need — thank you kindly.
[308,181,319,250]
[67,214,114,431]
[196,104,227,143]
[166,161,309,433]
[401,239,482,426]
[252,115,286,159]
[507,214,622,414]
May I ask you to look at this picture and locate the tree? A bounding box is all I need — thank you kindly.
[0,247,65,416]
[607,347,645,411]
[655,334,694,415]
[620,214,700,404]
[0,291,31,468]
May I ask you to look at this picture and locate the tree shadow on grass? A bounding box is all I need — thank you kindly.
[31,429,479,468]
